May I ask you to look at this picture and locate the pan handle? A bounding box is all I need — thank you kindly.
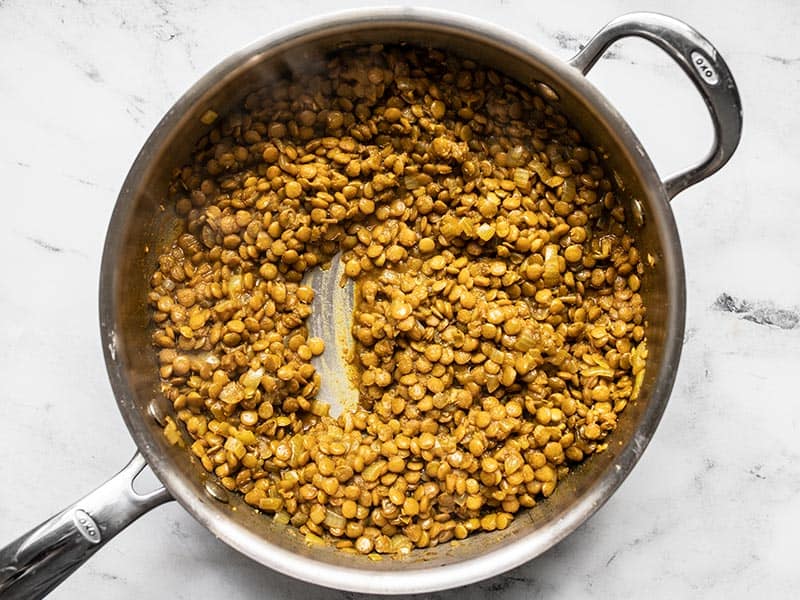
[569,12,743,200]
[0,452,171,600]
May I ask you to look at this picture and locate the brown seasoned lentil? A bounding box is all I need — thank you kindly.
[149,44,648,556]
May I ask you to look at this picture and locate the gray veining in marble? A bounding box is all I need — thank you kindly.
[1,1,798,598]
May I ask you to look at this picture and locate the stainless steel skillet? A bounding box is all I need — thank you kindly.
[0,9,741,597]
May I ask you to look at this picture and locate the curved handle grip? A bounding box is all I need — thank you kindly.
[569,12,743,200]
[0,452,171,600]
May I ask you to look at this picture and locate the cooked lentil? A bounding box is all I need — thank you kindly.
[149,44,648,556]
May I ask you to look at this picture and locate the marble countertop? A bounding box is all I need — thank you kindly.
[1,1,798,598]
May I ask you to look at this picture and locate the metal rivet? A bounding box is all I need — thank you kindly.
[536,81,560,102]
[204,479,229,503]
[147,397,170,427]
[630,198,645,227]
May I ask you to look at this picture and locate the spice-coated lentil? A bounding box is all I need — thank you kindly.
[151,44,648,556]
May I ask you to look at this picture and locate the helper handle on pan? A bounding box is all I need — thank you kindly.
[569,12,743,200]
[0,452,171,600]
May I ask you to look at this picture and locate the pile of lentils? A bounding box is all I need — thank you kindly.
[150,44,648,556]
